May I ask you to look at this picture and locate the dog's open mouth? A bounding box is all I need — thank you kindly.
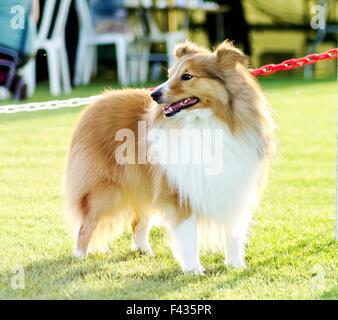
[162,97,199,117]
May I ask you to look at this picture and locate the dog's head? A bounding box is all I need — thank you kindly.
[151,40,249,118]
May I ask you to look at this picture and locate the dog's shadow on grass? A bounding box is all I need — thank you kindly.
[1,250,204,299]
[2,235,336,299]
[2,249,230,299]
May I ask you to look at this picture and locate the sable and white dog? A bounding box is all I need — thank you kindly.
[64,40,275,274]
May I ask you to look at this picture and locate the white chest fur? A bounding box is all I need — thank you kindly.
[148,109,262,223]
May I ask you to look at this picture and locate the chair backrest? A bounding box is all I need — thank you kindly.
[37,0,71,42]
[144,4,190,37]
[75,0,95,36]
[37,0,55,41]
[52,0,72,39]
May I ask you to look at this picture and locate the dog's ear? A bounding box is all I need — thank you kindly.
[214,40,247,67]
[174,40,209,59]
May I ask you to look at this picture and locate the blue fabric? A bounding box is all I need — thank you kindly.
[0,0,34,56]
[90,0,123,18]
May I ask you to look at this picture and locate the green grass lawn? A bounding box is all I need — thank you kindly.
[0,77,337,299]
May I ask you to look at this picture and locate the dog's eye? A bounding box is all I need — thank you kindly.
[181,73,193,81]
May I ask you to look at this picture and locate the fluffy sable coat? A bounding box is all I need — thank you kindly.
[64,40,275,273]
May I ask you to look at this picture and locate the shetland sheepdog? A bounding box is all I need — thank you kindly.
[64,40,275,274]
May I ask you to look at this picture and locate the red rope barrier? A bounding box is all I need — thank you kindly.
[148,48,338,91]
[250,48,338,76]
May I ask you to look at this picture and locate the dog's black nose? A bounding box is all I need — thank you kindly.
[151,90,162,103]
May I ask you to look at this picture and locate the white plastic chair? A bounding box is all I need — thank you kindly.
[146,11,188,67]
[21,59,36,97]
[19,14,38,97]
[32,0,72,96]
[74,0,135,86]
[135,3,189,82]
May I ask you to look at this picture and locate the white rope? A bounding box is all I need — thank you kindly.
[0,95,98,114]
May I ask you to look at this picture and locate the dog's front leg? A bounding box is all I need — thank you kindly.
[166,213,204,274]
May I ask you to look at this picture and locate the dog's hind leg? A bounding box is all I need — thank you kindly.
[74,183,123,258]
[131,216,154,256]
[74,213,99,258]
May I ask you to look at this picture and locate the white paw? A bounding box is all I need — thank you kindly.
[73,248,86,259]
[131,244,155,257]
[182,264,205,275]
[225,257,245,269]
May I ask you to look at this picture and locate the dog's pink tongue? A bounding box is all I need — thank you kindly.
[165,101,182,114]
[163,102,181,117]
[163,98,198,117]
